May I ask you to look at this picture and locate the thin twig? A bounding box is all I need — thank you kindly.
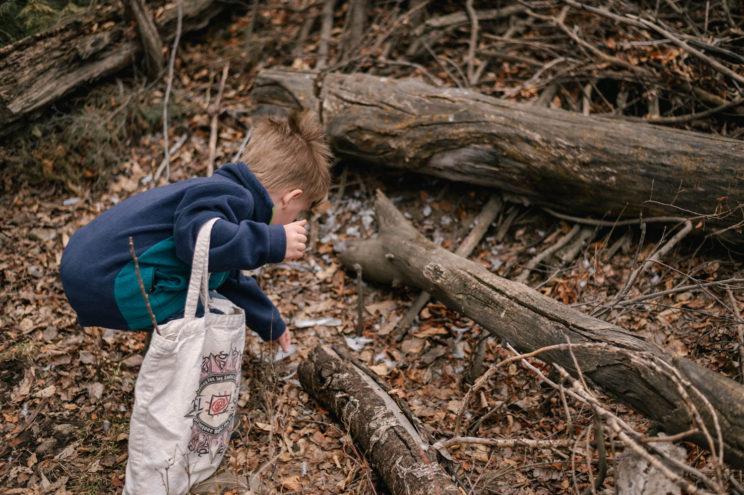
[543,207,692,227]
[153,133,188,183]
[128,237,160,334]
[613,277,744,308]
[161,0,183,183]
[354,263,364,336]
[464,0,479,86]
[727,288,744,382]
[433,436,573,450]
[620,98,744,124]
[516,224,580,284]
[207,63,230,177]
[317,0,336,69]
[232,127,252,163]
[592,413,607,491]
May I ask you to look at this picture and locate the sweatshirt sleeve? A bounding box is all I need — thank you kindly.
[217,271,286,341]
[173,182,286,272]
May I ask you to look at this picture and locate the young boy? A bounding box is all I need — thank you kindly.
[60,110,331,351]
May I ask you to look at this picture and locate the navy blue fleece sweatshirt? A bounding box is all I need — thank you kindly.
[60,163,287,341]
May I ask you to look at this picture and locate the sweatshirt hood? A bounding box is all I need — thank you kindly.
[214,162,275,223]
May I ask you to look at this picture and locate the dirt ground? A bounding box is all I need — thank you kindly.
[1,2,743,494]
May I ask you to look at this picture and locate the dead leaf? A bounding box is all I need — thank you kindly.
[19,317,34,334]
[365,299,396,315]
[87,459,101,473]
[79,351,95,365]
[446,400,463,413]
[414,325,448,338]
[36,384,56,399]
[86,382,104,401]
[281,475,302,491]
[54,442,78,461]
[316,263,338,282]
[122,354,143,368]
[401,338,425,354]
[368,364,390,376]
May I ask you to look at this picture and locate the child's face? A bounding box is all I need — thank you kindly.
[270,188,310,225]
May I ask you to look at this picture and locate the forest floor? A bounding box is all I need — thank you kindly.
[1,1,744,494]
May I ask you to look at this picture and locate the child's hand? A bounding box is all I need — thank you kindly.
[284,220,307,260]
[277,329,292,352]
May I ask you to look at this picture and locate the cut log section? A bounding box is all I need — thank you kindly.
[0,0,222,135]
[340,190,744,467]
[298,345,460,495]
[251,69,744,246]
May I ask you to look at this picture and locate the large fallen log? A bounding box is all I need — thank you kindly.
[298,345,460,495]
[251,69,744,246]
[0,0,222,136]
[340,190,744,467]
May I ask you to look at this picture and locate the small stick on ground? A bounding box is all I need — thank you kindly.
[393,195,502,341]
[603,229,630,261]
[355,263,364,336]
[464,0,479,86]
[244,0,260,46]
[516,224,580,284]
[345,0,366,60]
[433,436,573,450]
[592,412,608,491]
[534,82,558,107]
[128,237,159,335]
[128,0,164,80]
[559,226,594,265]
[293,8,318,58]
[726,287,744,382]
[161,0,183,183]
[317,0,336,69]
[463,334,488,385]
[543,207,692,227]
[232,127,252,163]
[207,63,230,176]
[615,278,744,308]
[153,133,188,183]
[495,206,519,242]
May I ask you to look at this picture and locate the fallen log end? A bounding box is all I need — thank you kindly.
[299,345,461,495]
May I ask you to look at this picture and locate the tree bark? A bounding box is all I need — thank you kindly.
[340,190,744,468]
[251,69,744,246]
[298,344,460,495]
[0,0,222,136]
[615,442,685,495]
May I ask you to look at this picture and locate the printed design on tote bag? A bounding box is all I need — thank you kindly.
[185,346,242,460]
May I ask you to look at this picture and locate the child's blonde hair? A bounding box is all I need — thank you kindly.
[241,110,332,207]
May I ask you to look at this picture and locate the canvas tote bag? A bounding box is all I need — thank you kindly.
[124,218,246,494]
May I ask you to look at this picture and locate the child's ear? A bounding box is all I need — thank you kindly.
[281,189,303,206]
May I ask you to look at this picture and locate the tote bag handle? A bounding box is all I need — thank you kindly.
[184,218,220,319]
